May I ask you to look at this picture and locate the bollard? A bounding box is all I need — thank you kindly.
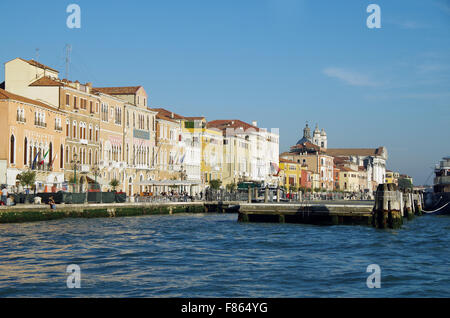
[276,187,280,203]
[248,185,252,203]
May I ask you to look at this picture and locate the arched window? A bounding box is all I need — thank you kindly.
[10,135,15,164]
[60,145,64,169]
[66,120,70,137]
[48,142,53,168]
[24,137,28,166]
[73,121,77,139]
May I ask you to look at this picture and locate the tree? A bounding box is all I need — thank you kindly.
[226,182,237,192]
[16,170,36,190]
[398,178,413,191]
[109,178,120,191]
[209,179,222,190]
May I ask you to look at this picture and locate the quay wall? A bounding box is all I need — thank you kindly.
[0,202,209,224]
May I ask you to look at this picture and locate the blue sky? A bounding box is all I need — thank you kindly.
[1,0,449,184]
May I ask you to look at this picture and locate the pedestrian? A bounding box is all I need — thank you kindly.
[48,196,56,210]
[1,187,8,205]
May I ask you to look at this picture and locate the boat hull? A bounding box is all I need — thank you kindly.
[423,192,450,215]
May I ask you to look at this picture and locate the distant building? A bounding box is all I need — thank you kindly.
[296,123,327,149]
[325,147,387,191]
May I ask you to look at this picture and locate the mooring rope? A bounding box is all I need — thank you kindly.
[422,201,450,214]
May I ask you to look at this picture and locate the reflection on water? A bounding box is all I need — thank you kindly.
[0,214,449,297]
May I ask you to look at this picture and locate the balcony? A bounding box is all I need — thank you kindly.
[17,115,26,123]
[79,138,88,145]
[34,120,47,128]
[55,125,63,132]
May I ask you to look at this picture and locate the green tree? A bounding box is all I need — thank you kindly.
[226,182,237,192]
[109,178,120,191]
[209,179,222,190]
[398,178,413,191]
[16,170,36,189]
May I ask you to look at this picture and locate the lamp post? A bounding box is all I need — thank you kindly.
[71,153,80,193]
[92,166,100,189]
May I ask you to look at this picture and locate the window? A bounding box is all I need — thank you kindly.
[74,96,77,109]
[24,137,27,165]
[73,121,77,138]
[66,120,70,137]
[60,145,64,169]
[10,135,15,164]
[66,94,70,106]
[90,101,93,113]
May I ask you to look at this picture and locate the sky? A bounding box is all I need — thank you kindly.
[0,0,449,185]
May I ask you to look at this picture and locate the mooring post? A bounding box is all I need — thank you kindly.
[276,187,280,203]
[264,186,269,203]
[404,189,413,220]
[248,185,252,203]
[373,183,402,229]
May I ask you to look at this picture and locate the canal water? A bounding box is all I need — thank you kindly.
[0,214,449,297]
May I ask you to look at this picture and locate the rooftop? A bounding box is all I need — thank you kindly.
[0,88,60,112]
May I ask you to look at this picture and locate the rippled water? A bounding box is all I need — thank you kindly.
[0,213,449,297]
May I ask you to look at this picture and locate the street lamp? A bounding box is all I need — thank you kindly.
[71,153,80,193]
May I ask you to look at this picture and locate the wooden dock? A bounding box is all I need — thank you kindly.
[238,201,375,226]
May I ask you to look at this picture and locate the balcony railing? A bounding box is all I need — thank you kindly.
[55,125,63,131]
[17,115,26,123]
[34,120,47,128]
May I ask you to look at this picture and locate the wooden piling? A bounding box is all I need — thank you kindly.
[373,183,402,229]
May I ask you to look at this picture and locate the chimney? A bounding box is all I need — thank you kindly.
[252,121,258,127]
[86,82,92,93]
[171,112,174,119]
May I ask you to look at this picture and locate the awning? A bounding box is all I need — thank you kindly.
[137,180,201,186]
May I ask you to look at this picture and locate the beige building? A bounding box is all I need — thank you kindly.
[0,89,66,190]
[3,57,103,191]
[206,121,251,187]
[94,86,157,195]
[280,151,335,191]
[151,109,184,193]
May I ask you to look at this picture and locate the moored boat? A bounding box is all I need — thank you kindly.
[423,157,450,215]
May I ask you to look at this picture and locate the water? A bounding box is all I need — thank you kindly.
[0,214,449,297]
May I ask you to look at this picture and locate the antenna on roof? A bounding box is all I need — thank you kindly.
[34,48,40,79]
[65,44,72,80]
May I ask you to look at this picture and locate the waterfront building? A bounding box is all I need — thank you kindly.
[338,167,360,192]
[325,147,387,191]
[201,127,223,186]
[93,86,157,195]
[206,120,252,187]
[151,109,184,193]
[385,170,399,185]
[0,89,66,190]
[207,119,279,186]
[4,58,102,191]
[278,158,308,191]
[281,145,335,191]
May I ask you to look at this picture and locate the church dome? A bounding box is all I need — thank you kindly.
[321,128,327,136]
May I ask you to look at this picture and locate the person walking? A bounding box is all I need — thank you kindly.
[1,187,8,205]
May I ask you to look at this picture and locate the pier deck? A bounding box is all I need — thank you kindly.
[238,201,375,226]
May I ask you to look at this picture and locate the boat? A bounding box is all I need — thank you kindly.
[423,157,450,215]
